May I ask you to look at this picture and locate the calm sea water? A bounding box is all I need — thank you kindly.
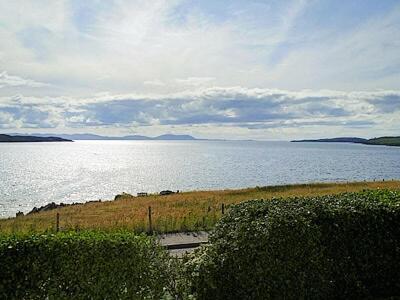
[1,140,399,217]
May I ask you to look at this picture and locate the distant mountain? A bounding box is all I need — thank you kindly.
[153,134,196,140]
[123,135,153,140]
[39,134,153,140]
[0,134,72,143]
[292,137,367,144]
[10,133,198,141]
[291,136,400,147]
[42,134,108,140]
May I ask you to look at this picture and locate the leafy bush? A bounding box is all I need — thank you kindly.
[186,190,400,299]
[2,191,400,299]
[0,231,170,299]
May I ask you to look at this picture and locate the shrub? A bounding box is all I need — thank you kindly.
[0,231,170,299]
[186,190,400,299]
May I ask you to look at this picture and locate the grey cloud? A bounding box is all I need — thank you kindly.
[298,102,351,117]
[367,94,400,113]
[0,104,59,128]
[0,87,398,131]
[78,96,293,127]
[75,89,367,127]
[243,120,376,130]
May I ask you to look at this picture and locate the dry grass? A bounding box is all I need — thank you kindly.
[1,180,399,234]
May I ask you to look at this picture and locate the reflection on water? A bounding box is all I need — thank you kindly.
[0,140,399,217]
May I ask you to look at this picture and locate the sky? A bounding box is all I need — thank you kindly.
[0,0,399,140]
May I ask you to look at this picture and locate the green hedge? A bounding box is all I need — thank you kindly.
[0,231,170,299]
[2,191,400,299]
[186,190,400,299]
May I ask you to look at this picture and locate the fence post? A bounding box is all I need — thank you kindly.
[56,212,60,232]
[221,203,225,215]
[148,206,153,234]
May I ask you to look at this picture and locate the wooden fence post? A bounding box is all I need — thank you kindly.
[56,213,60,232]
[148,206,153,234]
[221,203,225,215]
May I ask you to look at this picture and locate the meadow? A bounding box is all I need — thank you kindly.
[1,180,399,234]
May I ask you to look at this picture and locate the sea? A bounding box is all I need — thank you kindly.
[1,140,399,217]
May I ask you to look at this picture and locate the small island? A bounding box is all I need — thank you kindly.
[0,134,73,143]
[292,136,400,147]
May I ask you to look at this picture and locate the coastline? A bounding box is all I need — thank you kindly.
[291,136,400,147]
[1,180,399,234]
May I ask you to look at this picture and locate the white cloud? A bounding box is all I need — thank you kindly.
[0,111,18,128]
[0,1,399,138]
[143,79,166,87]
[175,77,216,86]
[269,6,400,90]
[0,71,49,89]
[0,0,396,96]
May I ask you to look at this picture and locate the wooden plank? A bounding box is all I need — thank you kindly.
[164,241,207,250]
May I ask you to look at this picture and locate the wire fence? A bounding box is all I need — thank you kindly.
[3,203,231,234]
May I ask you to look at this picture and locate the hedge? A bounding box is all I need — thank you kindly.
[185,190,400,299]
[2,190,400,299]
[0,231,170,299]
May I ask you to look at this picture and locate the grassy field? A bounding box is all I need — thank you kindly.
[1,180,399,234]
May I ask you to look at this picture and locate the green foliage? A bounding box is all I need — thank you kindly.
[185,190,400,299]
[2,190,400,299]
[366,136,400,146]
[0,231,170,299]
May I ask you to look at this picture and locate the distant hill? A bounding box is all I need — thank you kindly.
[292,136,400,147]
[9,133,199,141]
[292,137,367,144]
[39,134,153,140]
[0,134,72,143]
[365,136,400,146]
[153,134,196,140]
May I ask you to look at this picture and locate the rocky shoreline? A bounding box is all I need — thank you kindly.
[17,190,179,217]
[16,200,102,217]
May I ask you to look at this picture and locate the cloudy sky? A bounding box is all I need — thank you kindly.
[0,0,399,140]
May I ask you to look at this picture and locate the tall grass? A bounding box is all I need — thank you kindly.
[0,180,399,234]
